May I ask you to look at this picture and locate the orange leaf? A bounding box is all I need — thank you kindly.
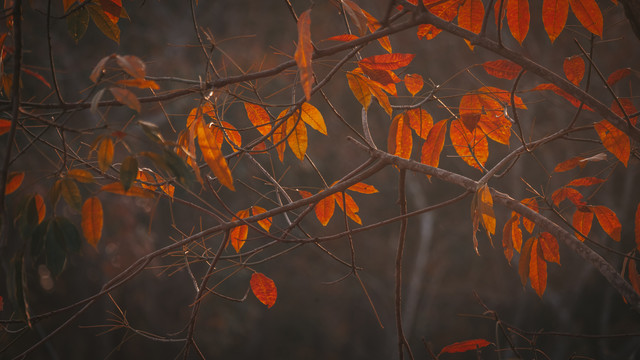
[101,182,155,198]
[63,0,77,12]
[272,117,287,162]
[479,86,527,109]
[346,72,372,109]
[34,193,46,224]
[0,119,11,135]
[450,119,488,170]
[481,60,523,80]
[552,187,585,206]
[477,95,512,145]
[315,192,336,226]
[405,108,433,139]
[110,87,141,112]
[359,53,414,71]
[298,189,313,199]
[420,119,447,174]
[506,0,530,44]
[115,55,145,79]
[68,169,95,183]
[591,205,621,241]
[82,197,103,248]
[529,237,547,297]
[566,177,605,187]
[230,209,249,252]
[573,207,593,241]
[563,56,585,86]
[554,156,585,172]
[250,272,277,308]
[286,114,308,161]
[502,214,522,263]
[295,9,313,101]
[543,0,569,42]
[594,120,630,167]
[519,237,534,285]
[364,77,393,115]
[569,0,603,37]
[196,119,235,190]
[348,182,379,194]
[611,98,638,126]
[115,78,159,89]
[5,172,24,195]
[360,8,393,53]
[629,260,640,295]
[300,102,327,135]
[520,197,538,233]
[417,0,464,39]
[404,74,424,96]
[459,92,482,131]
[458,0,485,49]
[251,206,272,232]
[438,339,491,355]
[636,203,640,251]
[539,232,560,264]
[214,121,242,149]
[388,113,413,159]
[97,137,114,172]
[607,68,631,86]
[326,34,359,42]
[334,192,362,224]
[532,83,592,110]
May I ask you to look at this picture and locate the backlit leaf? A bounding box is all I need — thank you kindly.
[420,120,447,180]
[245,103,272,136]
[506,0,530,44]
[502,214,522,263]
[563,56,585,86]
[566,177,605,187]
[611,98,638,126]
[315,192,336,226]
[197,119,235,190]
[417,0,464,39]
[532,83,592,110]
[459,93,482,131]
[251,206,272,232]
[120,156,138,192]
[213,121,242,149]
[348,182,379,194]
[573,207,593,241]
[87,3,120,43]
[458,0,485,49]
[326,34,359,42]
[110,87,141,112]
[360,8,393,53]
[388,113,413,159]
[591,205,621,241]
[438,339,491,355]
[116,78,159,89]
[450,119,488,170]
[520,197,538,233]
[569,0,603,37]
[552,186,585,206]
[300,102,327,135]
[364,77,392,115]
[607,68,631,86]
[286,114,308,161]
[529,238,547,297]
[81,197,103,248]
[482,60,523,80]
[250,272,277,308]
[359,67,399,95]
[406,108,433,139]
[101,182,155,198]
[334,192,362,224]
[97,137,114,172]
[539,232,560,265]
[554,156,585,172]
[34,194,46,224]
[0,119,11,135]
[347,72,372,109]
[295,9,313,101]
[594,120,630,167]
[230,209,249,252]
[471,184,496,254]
[59,178,82,210]
[404,74,424,96]
[359,54,415,71]
[5,172,24,195]
[543,0,569,42]
[479,86,527,109]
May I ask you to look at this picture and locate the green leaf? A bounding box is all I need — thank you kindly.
[120,156,138,192]
[138,120,165,144]
[67,6,89,43]
[87,3,120,43]
[59,178,83,211]
[162,148,195,187]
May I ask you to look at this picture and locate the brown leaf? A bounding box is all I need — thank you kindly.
[82,197,103,248]
[115,55,146,79]
[110,87,141,112]
[97,137,114,172]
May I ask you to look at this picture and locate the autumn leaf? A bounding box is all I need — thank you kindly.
[520,197,538,233]
[502,214,522,263]
[388,113,413,159]
[334,192,362,224]
[100,0,123,24]
[458,0,485,49]
[34,194,46,224]
[552,187,585,206]
[0,119,11,135]
[438,339,491,355]
[101,182,155,198]
[230,209,249,252]
[245,103,272,136]
[459,92,482,131]
[481,59,523,80]
[295,9,313,101]
[116,78,159,89]
[300,102,327,135]
[563,56,585,86]
[566,177,605,187]
[360,8,393,53]
[539,232,560,265]
[569,0,603,37]
[404,74,424,96]
[81,197,103,248]
[573,207,593,241]
[97,137,114,172]
[594,120,630,167]
[58,178,82,210]
[529,237,547,297]
[554,156,586,172]
[115,55,145,79]
[450,119,488,170]
[519,237,534,285]
[272,118,287,162]
[286,114,308,161]
[68,169,94,183]
[420,119,447,174]
[87,3,120,43]
[326,34,359,42]
[5,172,24,195]
[346,72,372,109]
[532,83,593,110]
[591,205,621,241]
[506,0,530,44]
[611,98,638,126]
[348,182,379,194]
[406,108,433,139]
[607,68,631,86]
[471,185,496,254]
[417,0,464,40]
[543,0,569,42]
[251,206,272,232]
[110,87,141,112]
[120,156,138,192]
[364,76,393,115]
[196,119,235,190]
[250,272,277,308]
[359,53,414,71]
[341,0,368,35]
[315,192,336,226]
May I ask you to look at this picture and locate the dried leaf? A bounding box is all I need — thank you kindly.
[81,197,103,248]
[502,214,522,263]
[417,0,464,39]
[115,55,146,79]
[482,59,523,79]
[334,192,362,224]
[196,119,235,190]
[543,0,569,42]
[68,169,94,183]
[591,205,621,241]
[532,83,593,110]
[87,3,120,43]
[629,260,640,295]
[295,9,313,101]
[594,120,630,167]
[611,98,638,126]
[110,87,141,112]
[250,272,277,308]
[34,193,46,224]
[519,237,534,285]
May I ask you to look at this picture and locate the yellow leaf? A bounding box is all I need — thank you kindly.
[196,119,235,190]
[82,197,103,248]
[346,71,372,109]
[300,102,327,135]
[244,103,272,136]
[97,137,114,172]
[286,114,308,161]
[67,169,95,183]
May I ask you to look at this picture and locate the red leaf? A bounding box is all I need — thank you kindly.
[591,205,621,241]
[566,177,605,187]
[506,0,530,44]
[439,339,491,355]
[482,59,523,80]
[388,113,413,159]
[532,83,593,110]
[543,0,569,42]
[0,119,11,135]
[421,119,448,174]
[22,68,51,88]
[594,120,630,167]
[417,0,464,39]
[250,272,277,308]
[569,0,603,37]
[450,119,488,170]
[5,172,24,195]
[315,192,336,226]
[458,0,485,49]
[563,56,585,86]
[552,187,585,206]
[404,74,424,96]
[539,232,560,264]
[611,98,638,126]
[326,34,359,42]
[359,53,415,71]
[295,9,314,101]
[529,237,547,297]
[573,207,593,241]
[554,156,585,172]
[607,68,632,86]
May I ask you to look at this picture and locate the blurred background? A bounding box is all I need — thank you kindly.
[2,0,640,358]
